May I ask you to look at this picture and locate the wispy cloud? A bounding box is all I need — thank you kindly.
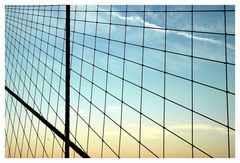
[107,10,235,50]
[124,123,162,140]
[176,32,235,50]
[126,122,231,140]
[116,13,143,25]
[168,123,230,135]
[107,105,121,113]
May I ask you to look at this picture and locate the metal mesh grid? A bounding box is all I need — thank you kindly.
[5,5,235,158]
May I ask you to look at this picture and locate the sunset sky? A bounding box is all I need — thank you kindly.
[5,5,235,158]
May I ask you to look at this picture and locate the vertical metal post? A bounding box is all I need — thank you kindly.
[65,5,70,158]
[223,5,230,158]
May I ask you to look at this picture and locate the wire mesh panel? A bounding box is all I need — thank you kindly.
[5,91,65,158]
[5,5,67,158]
[5,5,235,158]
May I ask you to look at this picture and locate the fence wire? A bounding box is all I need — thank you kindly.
[5,5,235,158]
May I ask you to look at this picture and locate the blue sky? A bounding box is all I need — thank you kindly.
[5,5,235,158]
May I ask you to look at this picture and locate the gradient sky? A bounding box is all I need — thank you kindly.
[5,5,235,158]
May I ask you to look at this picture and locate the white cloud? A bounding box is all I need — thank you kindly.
[144,21,163,29]
[176,31,235,50]
[107,105,121,113]
[117,14,143,24]
[107,10,235,50]
[141,124,163,140]
[168,123,230,135]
